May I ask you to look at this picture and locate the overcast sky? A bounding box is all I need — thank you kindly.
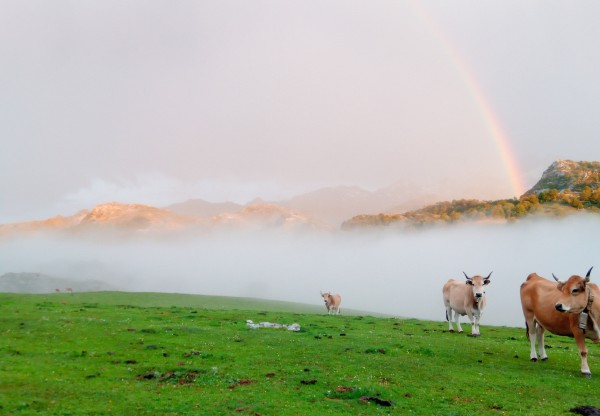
[2,0,599,223]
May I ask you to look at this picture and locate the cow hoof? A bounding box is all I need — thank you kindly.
[531,358,538,362]
[582,372,592,378]
[449,329,455,333]
[541,357,548,362]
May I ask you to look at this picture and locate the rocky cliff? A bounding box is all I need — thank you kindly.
[525,160,600,195]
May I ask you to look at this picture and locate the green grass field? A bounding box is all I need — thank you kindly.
[1,292,598,415]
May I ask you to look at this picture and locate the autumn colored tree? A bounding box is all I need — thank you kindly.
[568,195,584,209]
[514,203,528,216]
[592,188,600,204]
[491,204,506,219]
[449,211,461,221]
[520,194,540,205]
[538,189,559,202]
[581,186,593,202]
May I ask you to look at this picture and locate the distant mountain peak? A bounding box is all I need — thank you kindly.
[165,199,242,218]
[212,202,325,229]
[84,201,146,218]
[525,160,600,195]
[247,197,269,205]
[342,160,600,229]
[78,201,191,231]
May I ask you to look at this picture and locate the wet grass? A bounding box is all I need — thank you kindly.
[0,292,598,415]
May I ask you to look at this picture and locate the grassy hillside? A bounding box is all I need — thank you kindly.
[3,291,377,316]
[31,291,326,313]
[1,292,598,415]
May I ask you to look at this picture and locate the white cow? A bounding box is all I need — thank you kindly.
[320,291,341,315]
[442,272,491,336]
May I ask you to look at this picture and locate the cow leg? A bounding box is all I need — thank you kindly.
[466,311,476,336]
[573,330,591,375]
[527,321,539,361]
[536,324,548,361]
[454,311,463,333]
[473,311,481,336]
[526,320,548,361]
[446,307,455,332]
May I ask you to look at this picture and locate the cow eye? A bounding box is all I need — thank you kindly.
[571,288,579,294]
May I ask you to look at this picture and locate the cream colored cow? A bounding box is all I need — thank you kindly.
[443,272,491,336]
[320,291,341,315]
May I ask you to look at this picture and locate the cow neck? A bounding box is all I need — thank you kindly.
[584,286,594,314]
[584,286,600,340]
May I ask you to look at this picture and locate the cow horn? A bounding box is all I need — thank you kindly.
[463,272,472,280]
[552,273,561,283]
[486,272,492,280]
[585,266,593,282]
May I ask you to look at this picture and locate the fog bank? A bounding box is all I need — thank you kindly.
[2,214,599,327]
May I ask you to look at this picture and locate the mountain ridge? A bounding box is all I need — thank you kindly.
[2,160,598,236]
[524,160,600,195]
[343,160,600,229]
[0,272,115,294]
[0,201,322,238]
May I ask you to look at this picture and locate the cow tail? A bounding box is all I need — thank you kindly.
[445,310,448,322]
[525,321,529,339]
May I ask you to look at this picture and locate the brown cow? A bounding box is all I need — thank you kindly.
[442,272,491,336]
[520,267,599,376]
[320,291,341,315]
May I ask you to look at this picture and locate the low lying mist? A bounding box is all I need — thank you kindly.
[2,213,599,327]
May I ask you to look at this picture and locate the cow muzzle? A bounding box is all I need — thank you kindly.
[555,303,569,312]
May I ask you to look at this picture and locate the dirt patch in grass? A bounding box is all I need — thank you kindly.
[364,348,386,354]
[570,406,600,416]
[359,396,393,407]
[229,379,256,389]
[300,379,317,385]
[328,386,393,406]
[137,369,204,385]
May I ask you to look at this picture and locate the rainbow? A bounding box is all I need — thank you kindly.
[410,3,527,197]
[457,61,528,197]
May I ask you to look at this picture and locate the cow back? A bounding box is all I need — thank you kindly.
[443,279,476,315]
[330,294,341,308]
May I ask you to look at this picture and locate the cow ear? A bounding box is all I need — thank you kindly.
[466,279,474,285]
[556,282,565,290]
[484,279,491,286]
